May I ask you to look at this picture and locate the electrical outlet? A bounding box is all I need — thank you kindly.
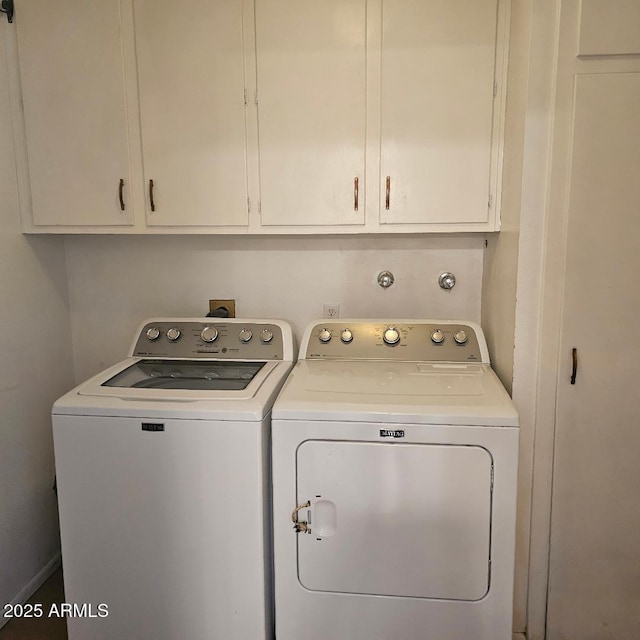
[209,299,236,318]
[323,304,340,319]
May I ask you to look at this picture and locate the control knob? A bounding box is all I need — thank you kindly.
[318,328,332,343]
[383,327,400,345]
[341,329,353,344]
[431,329,445,344]
[200,326,219,343]
[260,328,274,343]
[146,327,160,341]
[454,330,468,345]
[166,327,181,342]
[238,328,253,343]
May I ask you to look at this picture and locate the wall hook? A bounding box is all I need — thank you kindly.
[377,271,395,289]
[438,272,456,290]
[1,0,14,23]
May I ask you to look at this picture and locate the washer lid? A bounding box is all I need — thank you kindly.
[53,358,293,421]
[77,358,277,401]
[101,359,266,392]
[272,361,519,427]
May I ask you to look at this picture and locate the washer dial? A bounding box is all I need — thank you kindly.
[166,327,181,342]
[146,327,160,341]
[319,328,332,343]
[200,326,219,343]
[341,329,353,343]
[260,328,274,343]
[431,329,445,344]
[238,328,253,343]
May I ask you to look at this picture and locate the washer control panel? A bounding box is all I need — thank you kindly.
[132,321,286,360]
[305,321,483,363]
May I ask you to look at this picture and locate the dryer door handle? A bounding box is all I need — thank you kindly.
[292,501,311,534]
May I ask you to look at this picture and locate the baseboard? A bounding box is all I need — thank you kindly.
[0,553,62,630]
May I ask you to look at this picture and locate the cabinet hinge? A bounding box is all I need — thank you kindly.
[493,80,498,97]
[258,200,262,214]
[247,197,251,213]
[244,89,248,106]
[488,193,493,208]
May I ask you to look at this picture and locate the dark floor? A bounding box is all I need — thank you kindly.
[0,568,67,640]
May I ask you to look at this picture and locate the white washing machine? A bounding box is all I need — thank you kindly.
[52,318,294,640]
[271,319,519,640]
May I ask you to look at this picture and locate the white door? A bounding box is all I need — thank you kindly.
[15,0,134,227]
[135,0,249,227]
[296,440,493,601]
[546,72,640,638]
[380,0,499,225]
[255,0,366,227]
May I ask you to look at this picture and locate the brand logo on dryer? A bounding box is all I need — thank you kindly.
[379,429,405,438]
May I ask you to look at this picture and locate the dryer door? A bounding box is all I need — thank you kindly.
[296,440,493,601]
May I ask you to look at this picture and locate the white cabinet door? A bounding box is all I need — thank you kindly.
[134,0,249,227]
[255,0,366,227]
[15,0,134,227]
[380,0,500,226]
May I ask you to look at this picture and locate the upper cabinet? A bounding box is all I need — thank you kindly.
[379,0,502,227]
[13,0,135,227]
[254,0,367,228]
[9,0,509,234]
[134,0,249,228]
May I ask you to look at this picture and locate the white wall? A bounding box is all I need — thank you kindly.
[482,0,531,396]
[65,234,484,382]
[481,2,532,632]
[0,25,74,614]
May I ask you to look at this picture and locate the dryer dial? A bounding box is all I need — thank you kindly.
[454,330,468,345]
[341,329,354,343]
[200,326,218,343]
[431,329,445,344]
[383,327,400,345]
[319,328,332,343]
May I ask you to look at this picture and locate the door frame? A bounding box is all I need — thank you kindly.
[513,1,640,638]
[510,0,562,637]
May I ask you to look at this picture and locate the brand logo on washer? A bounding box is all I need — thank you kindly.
[380,429,405,438]
[141,423,164,432]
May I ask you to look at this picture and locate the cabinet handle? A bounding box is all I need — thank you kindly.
[571,347,578,384]
[385,176,391,210]
[354,177,359,211]
[149,179,156,212]
[118,179,125,211]
[1,0,14,24]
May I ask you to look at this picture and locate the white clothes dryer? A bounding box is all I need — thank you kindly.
[52,318,295,640]
[271,319,519,640]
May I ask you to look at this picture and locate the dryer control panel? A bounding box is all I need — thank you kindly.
[131,320,289,360]
[303,320,486,363]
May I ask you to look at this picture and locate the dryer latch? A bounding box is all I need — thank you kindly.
[292,501,311,534]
